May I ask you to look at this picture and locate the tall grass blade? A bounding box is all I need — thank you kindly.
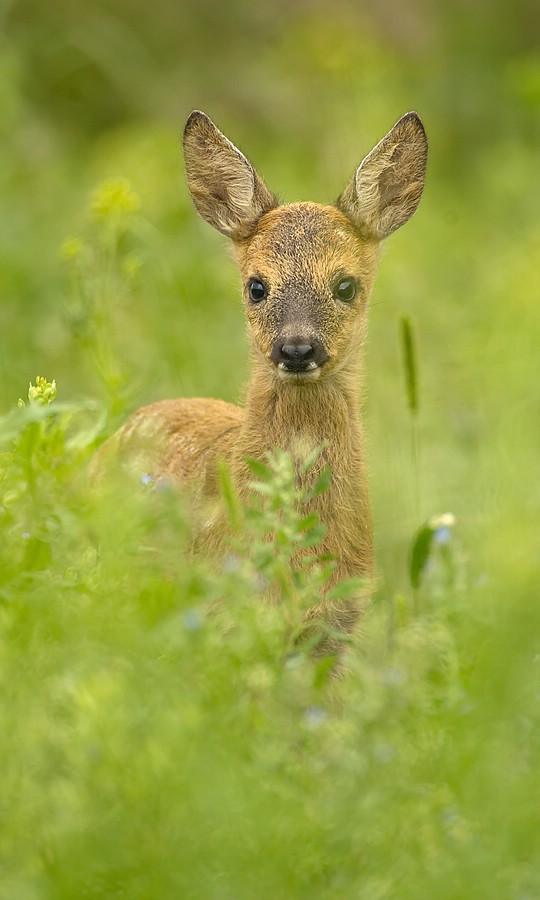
[400,315,419,417]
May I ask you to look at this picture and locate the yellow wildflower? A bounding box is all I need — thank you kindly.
[90,177,140,223]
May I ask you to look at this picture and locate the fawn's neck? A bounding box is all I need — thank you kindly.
[236,359,373,576]
[241,361,361,453]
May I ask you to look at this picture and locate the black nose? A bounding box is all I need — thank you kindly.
[271,337,329,372]
[280,343,314,363]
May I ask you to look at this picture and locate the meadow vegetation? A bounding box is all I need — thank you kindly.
[1,1,539,896]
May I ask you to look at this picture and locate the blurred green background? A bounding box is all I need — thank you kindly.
[2,0,539,585]
[1,1,540,895]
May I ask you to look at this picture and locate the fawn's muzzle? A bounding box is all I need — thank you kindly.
[271,337,328,373]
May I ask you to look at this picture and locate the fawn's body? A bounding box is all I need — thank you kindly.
[105,111,427,646]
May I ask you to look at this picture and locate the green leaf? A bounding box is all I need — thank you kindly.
[311,467,332,497]
[300,524,327,548]
[22,537,53,572]
[246,458,272,481]
[65,405,107,451]
[409,522,434,590]
[0,399,104,445]
[327,577,367,601]
[296,513,320,533]
[248,481,274,496]
[313,656,338,689]
[218,460,243,532]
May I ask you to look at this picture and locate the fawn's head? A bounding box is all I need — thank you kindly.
[183,111,427,383]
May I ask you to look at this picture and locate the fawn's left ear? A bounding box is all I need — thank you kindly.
[337,112,428,240]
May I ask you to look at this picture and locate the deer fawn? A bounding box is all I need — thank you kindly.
[103,110,427,651]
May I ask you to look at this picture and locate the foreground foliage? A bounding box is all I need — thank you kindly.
[0,384,538,899]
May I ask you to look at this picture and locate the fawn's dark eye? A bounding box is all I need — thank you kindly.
[334,278,357,303]
[248,279,267,303]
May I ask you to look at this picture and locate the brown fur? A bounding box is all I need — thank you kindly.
[101,110,428,651]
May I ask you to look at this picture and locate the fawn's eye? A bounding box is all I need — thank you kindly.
[333,278,357,303]
[248,279,267,303]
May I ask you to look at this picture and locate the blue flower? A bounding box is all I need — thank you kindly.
[304,706,327,726]
[433,526,452,544]
[182,608,203,632]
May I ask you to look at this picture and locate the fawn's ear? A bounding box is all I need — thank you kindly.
[183,111,277,239]
[337,112,428,240]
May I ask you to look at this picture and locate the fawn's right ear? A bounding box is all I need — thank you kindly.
[183,111,277,239]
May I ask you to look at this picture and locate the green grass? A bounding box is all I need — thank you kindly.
[2,379,538,899]
[1,2,540,896]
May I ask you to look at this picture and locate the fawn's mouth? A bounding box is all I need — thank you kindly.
[276,360,323,381]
